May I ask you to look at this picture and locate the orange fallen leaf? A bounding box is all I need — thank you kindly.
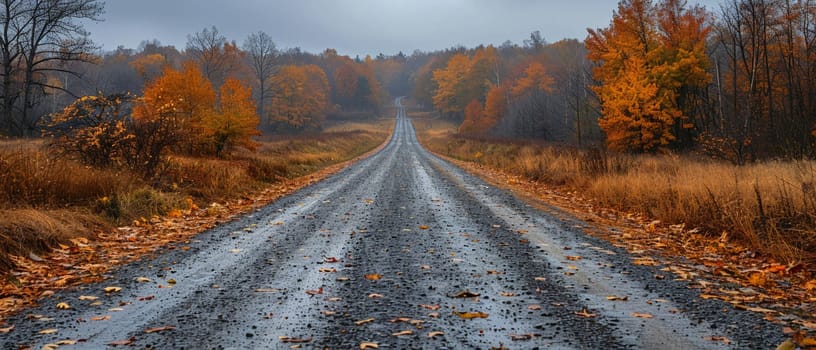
[606,295,628,301]
[500,291,516,297]
[486,270,504,275]
[324,257,339,263]
[566,256,582,261]
[804,279,816,291]
[38,328,58,334]
[56,302,70,310]
[279,336,312,343]
[420,304,441,310]
[0,325,14,333]
[78,295,98,301]
[454,311,488,319]
[360,342,378,349]
[390,317,411,323]
[534,277,546,281]
[419,225,429,230]
[91,315,111,321]
[575,308,596,318]
[428,331,444,338]
[107,337,134,346]
[103,286,122,293]
[145,325,175,333]
[704,336,732,345]
[364,274,382,281]
[321,310,337,316]
[319,268,337,273]
[631,312,653,319]
[528,305,542,310]
[766,265,786,274]
[392,330,414,336]
[368,293,384,298]
[306,287,323,295]
[355,318,375,326]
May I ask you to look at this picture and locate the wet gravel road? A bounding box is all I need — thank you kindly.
[3,101,785,349]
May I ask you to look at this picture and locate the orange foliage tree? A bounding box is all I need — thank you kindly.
[268,65,330,131]
[587,0,710,152]
[208,78,260,155]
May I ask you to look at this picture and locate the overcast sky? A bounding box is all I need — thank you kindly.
[85,0,722,57]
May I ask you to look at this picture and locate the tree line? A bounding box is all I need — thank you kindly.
[415,0,816,162]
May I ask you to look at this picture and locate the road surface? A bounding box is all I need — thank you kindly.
[2,99,784,349]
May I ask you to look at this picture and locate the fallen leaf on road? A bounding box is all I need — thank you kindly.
[355,318,375,326]
[324,257,339,263]
[632,257,658,266]
[487,270,504,275]
[138,295,155,301]
[336,276,350,281]
[454,311,488,319]
[38,328,58,334]
[103,286,122,293]
[500,291,516,297]
[91,315,111,321]
[108,307,124,312]
[528,304,542,310]
[428,331,444,338]
[392,330,413,336]
[167,278,177,284]
[145,325,175,333]
[575,308,596,318]
[450,290,480,298]
[704,336,732,344]
[606,295,629,301]
[360,342,378,349]
[364,274,382,281]
[509,333,540,341]
[368,293,384,298]
[631,312,653,319]
[566,256,582,261]
[279,336,312,343]
[228,249,241,253]
[135,277,151,283]
[321,310,336,316]
[0,325,14,333]
[390,317,410,323]
[428,312,440,318]
[534,277,546,281]
[305,287,323,295]
[107,338,134,346]
[56,302,70,309]
[78,295,98,301]
[255,288,282,293]
[419,225,429,230]
[319,268,336,273]
[420,265,431,270]
[420,304,441,310]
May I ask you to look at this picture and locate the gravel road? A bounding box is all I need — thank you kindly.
[2,100,785,349]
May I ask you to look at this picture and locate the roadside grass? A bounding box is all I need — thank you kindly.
[412,115,816,263]
[0,120,391,272]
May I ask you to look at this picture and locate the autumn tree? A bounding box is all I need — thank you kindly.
[186,26,245,88]
[587,0,710,152]
[133,63,216,157]
[0,0,104,136]
[207,78,260,155]
[243,31,278,122]
[459,99,484,134]
[268,64,329,131]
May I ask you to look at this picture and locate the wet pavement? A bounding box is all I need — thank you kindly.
[1,101,785,349]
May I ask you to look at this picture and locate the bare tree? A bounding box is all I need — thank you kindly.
[186,26,240,87]
[243,31,277,123]
[0,0,103,136]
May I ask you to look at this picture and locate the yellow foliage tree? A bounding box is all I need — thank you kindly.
[269,65,330,130]
[208,78,260,155]
[512,62,554,98]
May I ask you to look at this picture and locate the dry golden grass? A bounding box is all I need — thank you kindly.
[0,121,391,272]
[415,120,816,263]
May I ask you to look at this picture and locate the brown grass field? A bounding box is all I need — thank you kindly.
[0,119,392,272]
[412,117,816,263]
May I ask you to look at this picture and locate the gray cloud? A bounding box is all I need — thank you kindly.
[87,0,722,56]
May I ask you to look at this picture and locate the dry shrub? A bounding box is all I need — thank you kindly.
[163,157,258,201]
[0,146,132,208]
[0,209,107,271]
